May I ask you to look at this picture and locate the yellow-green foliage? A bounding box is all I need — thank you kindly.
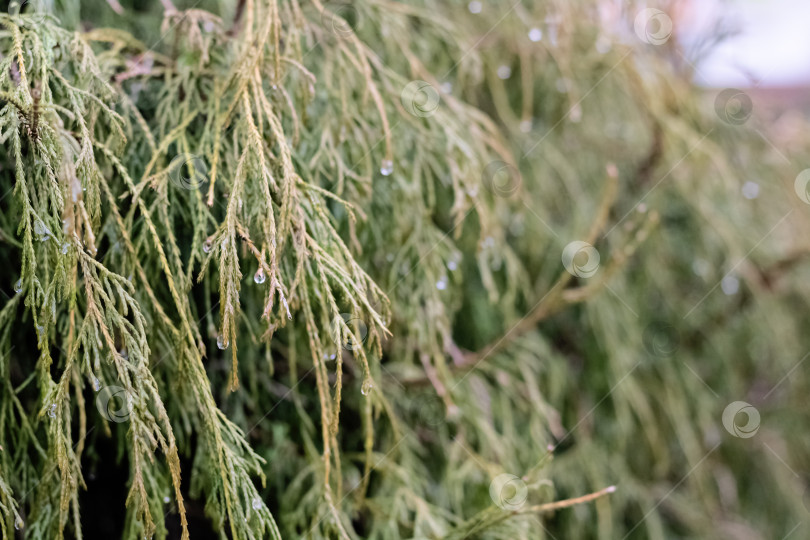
[1,1,809,539]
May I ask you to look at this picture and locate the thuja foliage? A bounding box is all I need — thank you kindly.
[1,0,809,538]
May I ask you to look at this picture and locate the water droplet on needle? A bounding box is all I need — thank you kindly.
[254,268,266,284]
[380,159,394,176]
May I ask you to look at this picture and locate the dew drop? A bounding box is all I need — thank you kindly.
[528,27,543,42]
[361,379,373,396]
[254,267,266,284]
[447,260,458,271]
[436,277,448,290]
[380,159,394,176]
[595,35,612,54]
[14,516,23,530]
[36,325,45,339]
[34,219,51,241]
[742,181,760,200]
[217,334,229,350]
[47,403,57,418]
[14,279,22,294]
[252,497,262,510]
[569,104,582,123]
[202,239,212,253]
[692,259,711,278]
[93,377,101,391]
[468,1,482,14]
[721,275,740,296]
[163,496,170,503]
[497,65,512,80]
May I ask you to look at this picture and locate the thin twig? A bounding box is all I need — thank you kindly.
[522,485,617,515]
